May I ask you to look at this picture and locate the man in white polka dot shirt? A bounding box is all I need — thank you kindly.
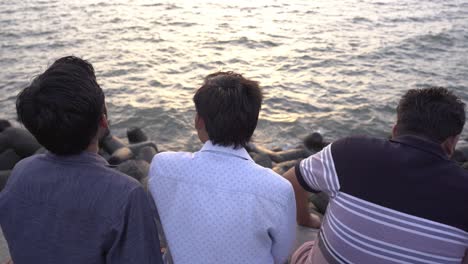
[148,72,296,264]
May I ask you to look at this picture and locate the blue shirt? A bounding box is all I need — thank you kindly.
[0,152,163,264]
[148,141,296,264]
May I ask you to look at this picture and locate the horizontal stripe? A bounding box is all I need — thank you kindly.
[336,194,468,244]
[333,198,467,246]
[327,206,461,263]
[340,192,468,238]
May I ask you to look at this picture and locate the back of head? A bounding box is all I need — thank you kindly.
[16,56,105,155]
[193,71,263,148]
[395,87,466,143]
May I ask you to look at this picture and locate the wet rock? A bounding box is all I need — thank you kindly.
[0,170,11,191]
[270,148,308,163]
[100,135,127,155]
[463,162,468,170]
[137,146,157,163]
[0,127,41,158]
[309,192,329,214]
[35,147,47,155]
[275,159,300,172]
[272,147,283,152]
[452,150,466,163]
[304,132,324,151]
[0,120,11,133]
[272,166,286,175]
[129,141,158,154]
[0,149,21,170]
[127,127,149,144]
[117,159,150,182]
[251,153,273,168]
[108,147,134,165]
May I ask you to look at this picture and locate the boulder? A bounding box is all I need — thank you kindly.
[129,141,158,154]
[251,153,273,168]
[108,147,134,165]
[127,127,149,144]
[303,132,324,151]
[272,147,283,152]
[463,162,468,170]
[35,147,47,155]
[0,127,41,157]
[100,135,127,155]
[117,160,150,182]
[452,150,466,163]
[137,146,157,163]
[309,192,329,214]
[275,159,300,173]
[248,143,309,163]
[0,170,11,191]
[0,120,11,133]
[0,149,21,170]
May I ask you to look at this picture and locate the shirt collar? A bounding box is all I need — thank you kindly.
[199,140,253,162]
[45,151,110,166]
[390,135,449,160]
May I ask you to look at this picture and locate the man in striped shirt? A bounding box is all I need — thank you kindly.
[285,87,468,263]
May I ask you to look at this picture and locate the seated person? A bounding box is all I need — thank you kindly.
[148,72,296,264]
[0,56,163,264]
[285,87,468,263]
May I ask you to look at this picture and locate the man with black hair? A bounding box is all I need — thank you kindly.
[0,56,163,264]
[286,87,468,263]
[148,72,296,264]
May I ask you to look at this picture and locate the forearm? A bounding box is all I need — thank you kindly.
[283,167,311,226]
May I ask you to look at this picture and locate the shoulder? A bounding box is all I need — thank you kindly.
[149,151,193,177]
[246,163,294,204]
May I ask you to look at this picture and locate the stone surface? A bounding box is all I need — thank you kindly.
[0,149,21,171]
[0,170,11,192]
[108,147,134,165]
[303,132,324,151]
[0,226,11,263]
[128,141,158,154]
[0,127,41,158]
[117,159,150,182]
[463,162,468,170]
[0,120,11,133]
[100,135,127,154]
[251,153,273,168]
[452,150,467,163]
[127,127,149,144]
[137,146,157,163]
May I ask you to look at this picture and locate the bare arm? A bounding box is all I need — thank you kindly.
[283,167,321,228]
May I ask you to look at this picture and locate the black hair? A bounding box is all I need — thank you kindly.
[16,56,105,155]
[193,71,263,148]
[395,87,466,143]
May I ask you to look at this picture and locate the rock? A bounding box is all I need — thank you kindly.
[0,127,41,158]
[108,147,134,165]
[309,192,329,214]
[0,120,11,133]
[248,143,309,163]
[127,127,149,144]
[272,166,286,175]
[452,150,466,163]
[98,148,111,160]
[463,162,468,170]
[128,141,158,154]
[0,149,21,170]
[455,145,468,162]
[0,170,11,191]
[100,135,127,154]
[35,147,47,155]
[272,147,283,152]
[251,153,273,168]
[269,148,309,163]
[117,160,150,182]
[304,132,325,151]
[137,146,157,163]
[275,159,300,172]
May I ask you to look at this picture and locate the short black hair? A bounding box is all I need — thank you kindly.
[395,87,466,143]
[16,56,105,155]
[193,71,263,148]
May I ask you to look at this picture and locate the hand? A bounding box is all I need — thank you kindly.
[298,212,321,229]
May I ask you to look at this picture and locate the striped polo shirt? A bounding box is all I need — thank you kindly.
[296,135,468,263]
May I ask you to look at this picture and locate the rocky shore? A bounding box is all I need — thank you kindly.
[1,119,468,260]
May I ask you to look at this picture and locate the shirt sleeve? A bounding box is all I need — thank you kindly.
[295,144,341,198]
[270,184,297,264]
[106,186,164,264]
